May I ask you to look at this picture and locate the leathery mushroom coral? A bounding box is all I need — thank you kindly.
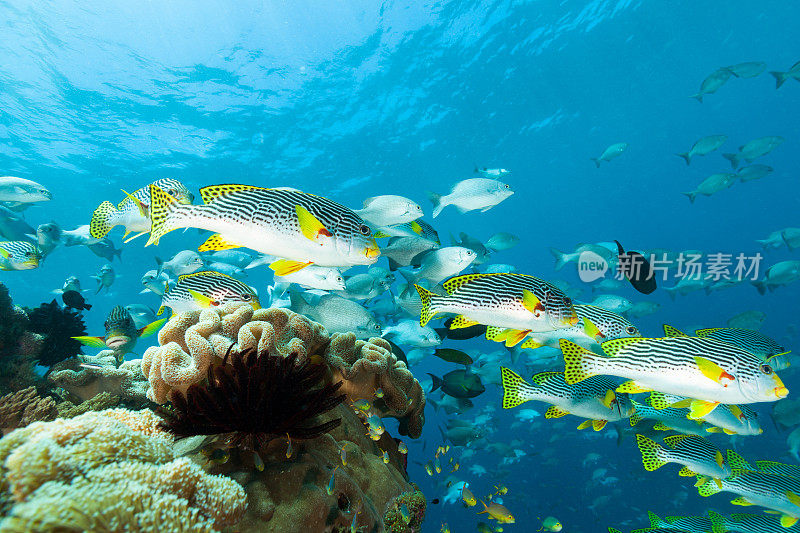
[324,334,426,439]
[0,408,247,530]
[141,303,328,404]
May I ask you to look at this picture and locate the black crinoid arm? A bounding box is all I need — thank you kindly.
[160,346,347,451]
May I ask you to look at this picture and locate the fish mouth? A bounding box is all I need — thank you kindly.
[105,335,131,349]
[365,243,381,259]
[775,385,789,398]
[249,298,262,310]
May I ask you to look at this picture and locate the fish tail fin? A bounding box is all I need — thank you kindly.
[500,367,536,409]
[682,191,697,204]
[549,247,568,271]
[428,192,444,218]
[635,434,668,471]
[722,152,740,169]
[771,70,788,89]
[676,152,691,165]
[590,158,601,168]
[89,201,121,239]
[690,93,703,103]
[415,284,440,326]
[560,339,599,384]
[427,373,443,392]
[145,185,184,247]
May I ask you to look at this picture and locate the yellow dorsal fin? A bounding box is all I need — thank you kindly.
[695,327,723,337]
[600,337,647,356]
[663,324,688,337]
[176,270,230,283]
[199,184,268,204]
[442,273,492,294]
[662,434,691,448]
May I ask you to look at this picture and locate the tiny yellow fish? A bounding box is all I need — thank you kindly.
[462,486,477,507]
[285,434,293,459]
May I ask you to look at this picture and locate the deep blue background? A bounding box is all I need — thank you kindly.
[1,1,799,531]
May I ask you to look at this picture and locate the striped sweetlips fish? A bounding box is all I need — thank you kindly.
[414,273,578,343]
[635,434,730,483]
[648,391,763,435]
[158,270,260,316]
[697,450,800,528]
[90,178,194,241]
[0,241,41,270]
[492,303,640,350]
[560,336,788,418]
[145,184,380,276]
[500,368,634,431]
[665,324,791,370]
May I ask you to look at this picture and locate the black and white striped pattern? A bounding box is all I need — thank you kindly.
[160,270,258,314]
[575,304,640,339]
[696,327,788,359]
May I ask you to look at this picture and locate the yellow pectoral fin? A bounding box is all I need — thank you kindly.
[583,318,603,340]
[521,289,543,314]
[296,205,332,243]
[781,515,800,528]
[71,336,108,348]
[715,451,724,468]
[689,400,720,419]
[601,389,616,409]
[0,248,10,259]
[785,490,800,507]
[503,329,530,347]
[186,288,217,308]
[270,259,313,277]
[139,318,168,338]
[695,356,735,384]
[199,233,241,251]
[616,380,652,394]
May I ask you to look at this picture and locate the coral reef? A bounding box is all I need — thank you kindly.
[142,303,328,403]
[326,334,426,438]
[383,489,427,533]
[0,284,27,357]
[207,404,415,532]
[0,387,58,434]
[0,409,247,530]
[49,351,148,403]
[24,299,85,367]
[160,347,346,451]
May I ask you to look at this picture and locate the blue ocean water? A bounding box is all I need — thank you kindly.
[1,1,799,531]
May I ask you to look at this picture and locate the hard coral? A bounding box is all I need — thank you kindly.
[141,303,329,404]
[159,347,346,452]
[383,488,427,533]
[0,409,246,530]
[0,387,57,433]
[326,334,426,438]
[24,299,85,367]
[49,351,148,403]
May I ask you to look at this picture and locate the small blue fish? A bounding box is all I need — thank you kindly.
[399,504,411,524]
[326,466,338,495]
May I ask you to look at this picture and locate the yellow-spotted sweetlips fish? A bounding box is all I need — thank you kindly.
[635,434,730,483]
[501,368,633,431]
[145,184,380,275]
[492,303,640,351]
[646,510,718,533]
[73,305,165,357]
[0,241,41,270]
[560,337,788,418]
[665,324,791,370]
[414,273,577,345]
[158,270,260,315]
[714,511,800,533]
[696,450,800,528]
[90,178,194,241]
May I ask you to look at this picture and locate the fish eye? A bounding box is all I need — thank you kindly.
[242,294,251,301]
[168,188,177,195]
[563,297,572,306]
[760,364,773,375]
[504,184,510,188]
[359,224,371,236]
[625,326,637,335]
